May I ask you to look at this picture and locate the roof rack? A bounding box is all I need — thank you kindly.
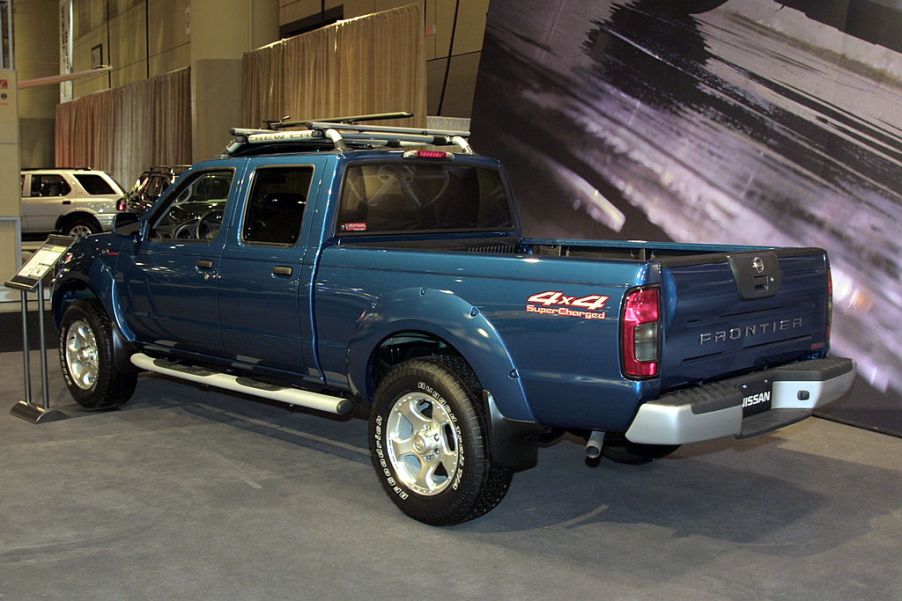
[225,112,472,157]
[22,166,94,171]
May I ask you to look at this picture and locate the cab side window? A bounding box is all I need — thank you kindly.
[30,174,71,197]
[150,170,234,242]
[242,167,312,245]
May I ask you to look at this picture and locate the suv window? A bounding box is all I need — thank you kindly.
[74,173,116,195]
[29,174,71,197]
[151,170,234,242]
[338,162,513,234]
[243,167,312,245]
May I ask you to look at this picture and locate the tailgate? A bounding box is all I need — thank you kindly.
[658,249,830,390]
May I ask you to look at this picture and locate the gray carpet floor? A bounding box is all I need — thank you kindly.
[1,350,900,601]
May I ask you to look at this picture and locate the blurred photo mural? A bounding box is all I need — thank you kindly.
[470,0,901,434]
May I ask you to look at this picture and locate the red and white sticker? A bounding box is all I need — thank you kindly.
[340,222,368,232]
[526,290,609,320]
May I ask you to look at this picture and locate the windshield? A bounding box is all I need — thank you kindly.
[338,162,514,234]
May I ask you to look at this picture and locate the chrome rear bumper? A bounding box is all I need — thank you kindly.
[625,357,855,445]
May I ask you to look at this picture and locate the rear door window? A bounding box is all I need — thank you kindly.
[337,162,513,234]
[243,166,313,245]
[29,174,71,197]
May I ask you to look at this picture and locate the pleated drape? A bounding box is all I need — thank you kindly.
[55,68,192,189]
[242,4,427,129]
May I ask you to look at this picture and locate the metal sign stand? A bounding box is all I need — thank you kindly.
[9,280,66,423]
[5,235,74,424]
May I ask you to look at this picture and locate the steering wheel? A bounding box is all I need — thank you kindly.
[172,218,200,239]
[195,208,224,239]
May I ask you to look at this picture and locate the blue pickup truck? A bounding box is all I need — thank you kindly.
[52,117,855,525]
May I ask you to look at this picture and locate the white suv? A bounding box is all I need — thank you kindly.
[20,169,126,237]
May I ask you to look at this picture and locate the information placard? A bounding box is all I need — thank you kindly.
[4,235,75,291]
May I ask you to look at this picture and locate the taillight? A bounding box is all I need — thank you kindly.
[116,198,126,212]
[621,287,660,379]
[826,266,833,341]
[402,150,453,160]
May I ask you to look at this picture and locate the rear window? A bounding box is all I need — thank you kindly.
[337,162,513,234]
[74,173,115,195]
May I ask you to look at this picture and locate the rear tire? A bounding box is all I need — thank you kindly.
[369,357,512,525]
[601,433,679,465]
[59,299,137,410]
[62,216,101,237]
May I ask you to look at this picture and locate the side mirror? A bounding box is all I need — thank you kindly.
[113,212,142,238]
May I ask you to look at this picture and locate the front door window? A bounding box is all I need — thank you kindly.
[150,171,234,242]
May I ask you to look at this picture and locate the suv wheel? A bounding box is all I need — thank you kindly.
[369,357,512,525]
[63,216,101,237]
[59,299,137,410]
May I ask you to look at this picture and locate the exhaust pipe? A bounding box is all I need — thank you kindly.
[585,430,606,460]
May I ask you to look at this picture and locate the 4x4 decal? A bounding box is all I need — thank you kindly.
[526,291,609,320]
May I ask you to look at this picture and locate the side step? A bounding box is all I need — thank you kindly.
[130,353,352,415]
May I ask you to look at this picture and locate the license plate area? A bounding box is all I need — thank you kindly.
[738,377,773,417]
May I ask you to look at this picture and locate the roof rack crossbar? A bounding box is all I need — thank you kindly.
[270,111,414,130]
[226,112,473,156]
[306,121,470,138]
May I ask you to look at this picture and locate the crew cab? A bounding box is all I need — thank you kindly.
[51,116,855,525]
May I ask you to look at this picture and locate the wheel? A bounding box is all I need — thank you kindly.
[601,432,679,465]
[62,216,101,238]
[59,298,137,410]
[369,357,512,525]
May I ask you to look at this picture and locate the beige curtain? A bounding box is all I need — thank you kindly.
[55,68,192,189]
[242,4,427,129]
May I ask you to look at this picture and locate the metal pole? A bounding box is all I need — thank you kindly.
[5,0,12,69]
[0,1,5,69]
[37,279,50,410]
[20,289,32,404]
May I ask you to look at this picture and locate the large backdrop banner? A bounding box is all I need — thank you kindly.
[470,0,901,435]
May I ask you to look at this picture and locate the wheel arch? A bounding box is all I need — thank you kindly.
[347,287,535,423]
[55,211,101,233]
[53,270,136,372]
[53,275,98,329]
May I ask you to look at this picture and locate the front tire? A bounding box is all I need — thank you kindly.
[369,358,512,525]
[59,299,137,410]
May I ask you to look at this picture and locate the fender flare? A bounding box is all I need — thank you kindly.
[53,265,136,372]
[346,287,536,423]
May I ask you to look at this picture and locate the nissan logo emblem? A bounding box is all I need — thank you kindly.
[752,257,765,274]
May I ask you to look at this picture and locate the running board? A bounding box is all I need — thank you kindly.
[129,353,352,415]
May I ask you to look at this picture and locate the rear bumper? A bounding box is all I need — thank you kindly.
[625,357,855,445]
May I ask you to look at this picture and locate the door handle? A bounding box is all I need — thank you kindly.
[196,259,214,269]
[272,265,293,277]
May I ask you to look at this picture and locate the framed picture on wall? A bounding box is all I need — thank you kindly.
[91,44,102,69]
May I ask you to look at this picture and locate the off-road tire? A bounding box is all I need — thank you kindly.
[369,357,512,525]
[59,298,137,410]
[601,432,679,465]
